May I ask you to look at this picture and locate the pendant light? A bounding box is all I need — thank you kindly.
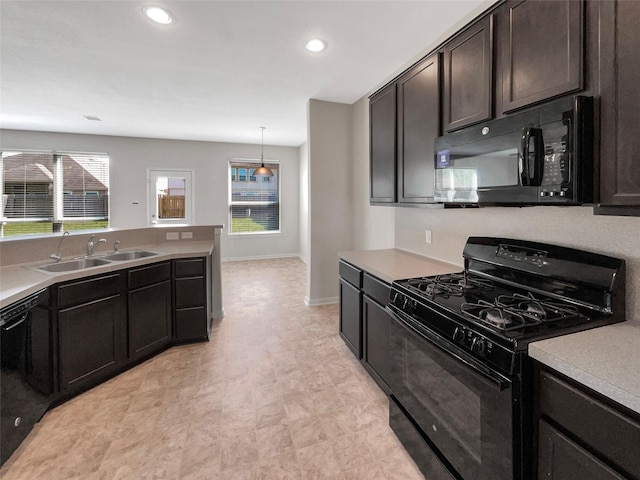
[253,127,273,177]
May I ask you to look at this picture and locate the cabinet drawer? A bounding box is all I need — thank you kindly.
[174,258,205,277]
[539,369,640,477]
[175,277,205,308]
[57,273,122,309]
[339,260,362,288]
[128,261,171,290]
[175,307,207,341]
[363,273,391,306]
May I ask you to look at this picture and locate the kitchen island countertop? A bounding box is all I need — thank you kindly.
[529,323,640,415]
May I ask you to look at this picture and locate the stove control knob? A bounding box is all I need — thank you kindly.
[453,327,465,342]
[471,337,487,356]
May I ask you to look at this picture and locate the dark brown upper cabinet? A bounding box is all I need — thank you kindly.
[501,0,584,113]
[397,53,440,203]
[443,15,494,132]
[369,84,397,203]
[595,0,640,215]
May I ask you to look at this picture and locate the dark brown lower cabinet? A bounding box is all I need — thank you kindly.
[537,420,625,480]
[128,262,172,361]
[362,297,390,393]
[57,273,127,392]
[339,278,361,358]
[339,260,363,358]
[362,273,392,394]
[536,365,640,480]
[174,258,209,342]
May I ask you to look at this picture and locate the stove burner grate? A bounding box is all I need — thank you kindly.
[406,273,494,299]
[462,293,583,332]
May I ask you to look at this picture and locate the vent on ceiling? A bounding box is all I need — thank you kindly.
[82,115,102,121]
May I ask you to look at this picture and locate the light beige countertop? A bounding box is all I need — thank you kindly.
[529,323,640,415]
[0,241,214,309]
[339,248,461,284]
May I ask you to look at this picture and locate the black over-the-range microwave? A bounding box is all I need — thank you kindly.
[434,95,593,205]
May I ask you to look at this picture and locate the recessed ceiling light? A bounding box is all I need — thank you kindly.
[143,6,174,25]
[305,39,326,53]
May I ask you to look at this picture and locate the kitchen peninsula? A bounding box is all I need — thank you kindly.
[0,225,223,463]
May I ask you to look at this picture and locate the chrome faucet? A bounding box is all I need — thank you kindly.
[113,240,120,253]
[87,235,107,256]
[50,231,70,262]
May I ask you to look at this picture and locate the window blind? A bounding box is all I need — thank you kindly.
[229,161,280,234]
[0,150,109,237]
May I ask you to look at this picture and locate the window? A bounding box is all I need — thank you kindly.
[148,169,193,225]
[0,150,109,237]
[229,160,279,234]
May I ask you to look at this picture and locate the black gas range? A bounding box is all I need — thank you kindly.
[386,237,625,480]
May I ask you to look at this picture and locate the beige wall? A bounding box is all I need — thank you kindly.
[0,129,300,260]
[306,99,353,304]
[298,141,309,264]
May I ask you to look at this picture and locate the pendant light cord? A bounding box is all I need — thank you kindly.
[260,126,265,165]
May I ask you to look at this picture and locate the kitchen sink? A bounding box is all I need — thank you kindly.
[101,250,158,261]
[35,257,111,273]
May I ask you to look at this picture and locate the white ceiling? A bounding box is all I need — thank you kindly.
[0,0,493,147]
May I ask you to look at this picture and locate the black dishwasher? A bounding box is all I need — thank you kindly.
[1,288,54,466]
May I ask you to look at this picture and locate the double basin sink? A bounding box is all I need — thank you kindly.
[33,250,159,273]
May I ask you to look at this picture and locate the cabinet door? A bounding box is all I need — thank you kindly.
[537,420,625,480]
[443,15,493,131]
[129,280,171,360]
[596,0,640,213]
[339,278,362,358]
[369,84,397,203]
[362,296,391,394]
[502,0,583,113]
[397,53,440,203]
[58,294,125,391]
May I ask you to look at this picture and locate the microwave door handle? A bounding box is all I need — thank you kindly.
[531,128,545,186]
[520,127,544,186]
[520,128,533,185]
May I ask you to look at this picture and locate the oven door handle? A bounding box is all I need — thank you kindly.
[386,306,511,392]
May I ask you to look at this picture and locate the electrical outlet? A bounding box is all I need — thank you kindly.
[181,231,193,239]
[425,229,432,244]
[166,232,179,240]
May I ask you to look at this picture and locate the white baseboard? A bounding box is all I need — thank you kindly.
[222,253,302,262]
[304,296,338,306]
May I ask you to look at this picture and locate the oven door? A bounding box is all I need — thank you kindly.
[387,307,513,480]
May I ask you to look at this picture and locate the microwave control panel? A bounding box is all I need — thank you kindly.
[540,144,570,198]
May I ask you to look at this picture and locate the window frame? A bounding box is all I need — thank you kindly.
[228,158,281,236]
[147,168,194,226]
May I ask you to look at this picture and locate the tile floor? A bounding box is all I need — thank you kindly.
[0,257,425,479]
